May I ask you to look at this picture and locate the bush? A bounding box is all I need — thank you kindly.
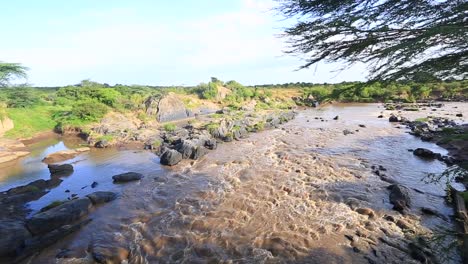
[70,99,108,121]
[6,87,40,108]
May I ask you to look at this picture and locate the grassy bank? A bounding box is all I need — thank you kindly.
[4,106,63,138]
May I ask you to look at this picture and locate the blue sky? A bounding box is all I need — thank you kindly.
[2,0,366,86]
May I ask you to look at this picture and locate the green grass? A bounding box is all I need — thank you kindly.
[438,128,468,144]
[5,106,65,138]
[415,117,429,122]
[97,134,115,142]
[152,139,162,147]
[163,123,177,132]
[209,113,224,119]
[205,122,220,134]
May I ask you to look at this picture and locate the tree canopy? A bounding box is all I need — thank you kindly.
[0,62,28,87]
[277,0,467,81]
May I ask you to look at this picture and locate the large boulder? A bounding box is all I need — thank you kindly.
[160,149,182,166]
[191,146,209,160]
[26,198,92,235]
[86,192,117,205]
[0,220,31,257]
[48,164,74,176]
[176,140,197,159]
[388,184,411,212]
[152,93,191,122]
[112,172,143,183]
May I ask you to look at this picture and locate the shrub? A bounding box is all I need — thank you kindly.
[6,87,40,108]
[70,99,108,121]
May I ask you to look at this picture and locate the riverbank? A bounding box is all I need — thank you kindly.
[0,102,463,263]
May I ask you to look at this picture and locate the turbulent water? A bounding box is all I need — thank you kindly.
[1,103,466,264]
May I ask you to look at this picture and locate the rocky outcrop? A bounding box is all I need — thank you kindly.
[160,149,183,166]
[26,198,92,235]
[155,110,296,166]
[16,219,92,262]
[0,178,62,215]
[0,220,31,256]
[42,147,90,164]
[146,93,192,122]
[112,172,143,183]
[0,178,115,260]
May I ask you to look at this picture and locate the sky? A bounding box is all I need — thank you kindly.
[1,0,367,86]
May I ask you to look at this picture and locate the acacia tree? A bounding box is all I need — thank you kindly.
[277,0,467,81]
[0,62,28,87]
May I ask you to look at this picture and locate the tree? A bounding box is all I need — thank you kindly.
[277,0,467,81]
[0,62,28,87]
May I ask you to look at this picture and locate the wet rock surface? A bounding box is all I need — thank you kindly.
[26,198,92,235]
[112,172,143,183]
[86,191,117,205]
[48,163,74,176]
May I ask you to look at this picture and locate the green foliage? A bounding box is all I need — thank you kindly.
[0,62,28,87]
[152,139,162,147]
[224,80,255,103]
[70,99,108,121]
[296,80,468,103]
[303,86,331,102]
[205,122,220,134]
[278,0,467,81]
[163,123,177,132]
[5,87,40,108]
[196,82,218,100]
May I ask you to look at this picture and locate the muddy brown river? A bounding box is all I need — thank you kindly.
[1,103,466,264]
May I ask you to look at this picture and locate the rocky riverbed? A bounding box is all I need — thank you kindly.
[0,103,466,264]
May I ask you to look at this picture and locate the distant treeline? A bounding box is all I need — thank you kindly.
[250,80,468,103]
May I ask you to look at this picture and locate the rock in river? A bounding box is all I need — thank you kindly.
[413,148,439,159]
[389,115,400,122]
[112,172,143,183]
[48,164,74,176]
[160,149,183,166]
[42,148,90,164]
[86,191,117,205]
[0,220,31,257]
[388,184,411,212]
[26,198,92,235]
